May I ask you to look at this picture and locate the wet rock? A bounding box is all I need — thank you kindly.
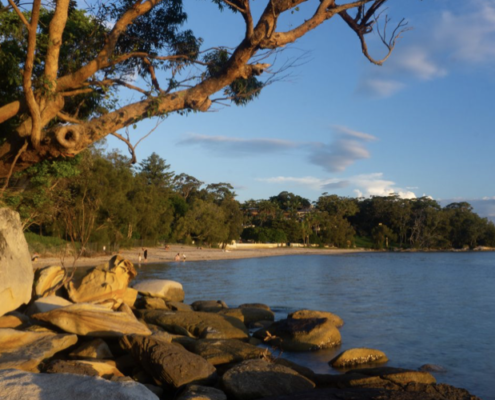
[180,338,268,365]
[254,318,341,351]
[133,279,185,302]
[330,348,388,368]
[222,359,315,400]
[239,303,272,311]
[419,364,446,372]
[120,334,217,388]
[33,266,66,299]
[33,303,151,337]
[177,384,228,400]
[69,338,113,359]
[288,310,344,328]
[191,300,228,312]
[0,208,34,317]
[0,368,160,400]
[66,256,136,309]
[0,328,77,372]
[136,310,249,340]
[44,359,124,379]
[218,307,275,326]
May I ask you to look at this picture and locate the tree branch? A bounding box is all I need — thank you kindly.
[7,0,29,27]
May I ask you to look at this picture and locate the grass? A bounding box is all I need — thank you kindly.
[24,232,71,256]
[354,236,374,249]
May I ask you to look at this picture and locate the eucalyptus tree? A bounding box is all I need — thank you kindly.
[0,0,410,183]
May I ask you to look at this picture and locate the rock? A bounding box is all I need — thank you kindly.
[330,348,388,368]
[254,318,341,351]
[419,364,446,372]
[288,310,344,328]
[350,367,436,387]
[26,295,73,315]
[191,300,228,312]
[0,312,29,329]
[180,339,268,366]
[44,359,124,379]
[66,257,136,309]
[120,334,217,388]
[222,359,315,400]
[69,338,113,359]
[0,208,34,317]
[239,303,272,311]
[33,303,152,337]
[136,310,249,340]
[168,301,194,312]
[0,328,78,372]
[133,279,185,302]
[177,385,228,400]
[135,296,170,310]
[272,359,316,381]
[122,287,138,307]
[218,307,275,326]
[0,368,160,400]
[33,266,66,298]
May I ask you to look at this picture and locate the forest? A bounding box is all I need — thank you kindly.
[3,148,494,254]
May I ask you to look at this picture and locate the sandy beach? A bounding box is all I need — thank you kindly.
[33,244,367,269]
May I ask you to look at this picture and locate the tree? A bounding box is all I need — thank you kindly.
[0,0,409,182]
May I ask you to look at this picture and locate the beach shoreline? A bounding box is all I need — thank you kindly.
[33,244,368,269]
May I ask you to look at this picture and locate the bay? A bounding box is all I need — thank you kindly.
[135,252,495,400]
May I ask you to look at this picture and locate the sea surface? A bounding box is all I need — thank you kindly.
[134,252,495,400]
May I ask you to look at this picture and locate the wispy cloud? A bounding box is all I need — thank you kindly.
[357,0,495,98]
[179,125,377,173]
[257,172,417,199]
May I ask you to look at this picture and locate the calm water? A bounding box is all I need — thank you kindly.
[135,252,495,400]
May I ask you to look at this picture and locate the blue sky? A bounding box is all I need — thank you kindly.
[106,0,495,220]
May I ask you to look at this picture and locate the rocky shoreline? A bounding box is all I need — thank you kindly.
[0,209,482,399]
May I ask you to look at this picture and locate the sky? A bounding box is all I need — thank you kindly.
[105,0,495,221]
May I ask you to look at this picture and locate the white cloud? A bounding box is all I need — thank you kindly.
[357,78,405,98]
[258,172,418,199]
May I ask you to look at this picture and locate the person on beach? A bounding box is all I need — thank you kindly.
[183,254,186,262]
[142,248,148,263]
[138,253,142,265]
[175,253,181,261]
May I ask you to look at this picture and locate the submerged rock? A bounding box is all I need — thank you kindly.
[222,359,315,400]
[0,208,34,317]
[0,328,77,372]
[330,348,388,368]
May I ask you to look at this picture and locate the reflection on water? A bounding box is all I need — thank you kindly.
[135,252,495,400]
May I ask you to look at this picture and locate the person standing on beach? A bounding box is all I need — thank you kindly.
[143,248,148,263]
[174,253,180,261]
[183,254,186,262]
[138,253,142,265]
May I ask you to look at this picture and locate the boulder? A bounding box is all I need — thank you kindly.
[44,359,124,379]
[0,369,159,400]
[33,303,152,337]
[239,303,272,311]
[191,300,228,312]
[66,257,136,309]
[122,287,138,307]
[254,318,341,351]
[177,385,227,400]
[120,334,217,388]
[135,296,170,310]
[288,310,344,328]
[69,338,113,359]
[0,328,78,372]
[136,310,249,340]
[222,359,315,400]
[419,364,446,372]
[180,339,268,366]
[168,301,194,312]
[218,307,275,326]
[0,208,34,317]
[26,295,73,315]
[133,279,185,302]
[33,266,66,298]
[330,348,388,368]
[0,312,29,329]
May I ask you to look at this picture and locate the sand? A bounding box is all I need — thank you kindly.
[33,244,367,269]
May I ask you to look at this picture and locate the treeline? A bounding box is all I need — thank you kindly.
[3,149,495,250]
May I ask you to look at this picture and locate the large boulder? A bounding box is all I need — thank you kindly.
[133,279,185,302]
[218,308,275,326]
[222,359,315,400]
[66,256,136,309]
[0,312,29,329]
[33,303,152,337]
[330,348,388,368]
[0,328,78,372]
[44,359,124,379]
[136,310,249,340]
[0,208,34,317]
[120,334,217,388]
[288,310,344,328]
[33,266,66,298]
[180,339,268,366]
[0,369,159,400]
[191,300,228,312]
[254,318,341,351]
[26,295,73,315]
[69,338,113,359]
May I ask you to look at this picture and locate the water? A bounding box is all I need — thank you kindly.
[134,252,495,400]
